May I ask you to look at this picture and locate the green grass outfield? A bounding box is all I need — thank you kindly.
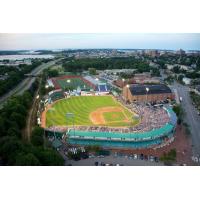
[46,96,139,127]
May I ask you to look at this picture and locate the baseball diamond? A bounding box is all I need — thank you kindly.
[45,96,139,127]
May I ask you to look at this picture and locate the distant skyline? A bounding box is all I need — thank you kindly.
[0,33,200,51]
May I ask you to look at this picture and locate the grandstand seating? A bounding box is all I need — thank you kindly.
[67,123,174,141]
[66,107,177,149]
[98,84,108,92]
[166,106,177,126]
[49,91,65,102]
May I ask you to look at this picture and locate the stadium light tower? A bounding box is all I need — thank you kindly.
[122,78,125,87]
[126,84,130,102]
[146,87,149,103]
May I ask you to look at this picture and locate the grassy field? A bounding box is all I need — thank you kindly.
[103,112,125,122]
[46,96,139,127]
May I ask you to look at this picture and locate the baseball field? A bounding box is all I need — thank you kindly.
[45,96,139,127]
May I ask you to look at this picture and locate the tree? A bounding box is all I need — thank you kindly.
[0,116,6,137]
[173,105,183,118]
[172,66,181,74]
[89,68,97,75]
[47,69,59,77]
[7,127,21,138]
[10,112,26,129]
[0,136,23,164]
[31,127,44,146]
[15,153,40,166]
[37,149,64,166]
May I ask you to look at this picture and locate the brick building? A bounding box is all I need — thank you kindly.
[122,84,174,103]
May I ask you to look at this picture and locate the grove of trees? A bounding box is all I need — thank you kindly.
[0,79,64,166]
[62,57,151,73]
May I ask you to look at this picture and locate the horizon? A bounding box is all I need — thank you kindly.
[0,33,200,51]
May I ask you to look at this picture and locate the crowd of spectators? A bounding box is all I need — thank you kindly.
[129,103,170,132]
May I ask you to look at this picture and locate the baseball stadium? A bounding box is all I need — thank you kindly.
[42,75,177,149]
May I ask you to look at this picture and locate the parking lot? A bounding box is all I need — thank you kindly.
[65,153,163,166]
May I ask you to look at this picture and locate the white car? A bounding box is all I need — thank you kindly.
[133,154,138,159]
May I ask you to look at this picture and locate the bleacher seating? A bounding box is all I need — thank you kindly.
[98,84,108,92]
[49,91,65,102]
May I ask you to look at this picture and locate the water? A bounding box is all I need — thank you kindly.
[0,54,54,61]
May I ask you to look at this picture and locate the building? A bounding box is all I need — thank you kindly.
[145,50,159,57]
[179,65,189,71]
[182,77,191,85]
[166,64,174,70]
[122,84,174,102]
[176,49,186,55]
[113,73,160,88]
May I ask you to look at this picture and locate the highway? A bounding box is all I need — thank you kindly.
[0,59,59,109]
[172,82,200,157]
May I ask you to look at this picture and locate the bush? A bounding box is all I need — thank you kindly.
[160,149,176,163]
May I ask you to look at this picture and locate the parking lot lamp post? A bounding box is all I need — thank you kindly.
[146,87,149,103]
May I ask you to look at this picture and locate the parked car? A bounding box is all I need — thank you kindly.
[144,155,148,160]
[128,155,133,159]
[154,157,159,162]
[94,161,98,166]
[133,154,138,159]
[140,154,144,160]
[149,155,154,162]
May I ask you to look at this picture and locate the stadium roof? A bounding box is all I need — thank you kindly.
[129,84,172,96]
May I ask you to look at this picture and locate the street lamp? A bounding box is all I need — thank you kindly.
[145,87,149,103]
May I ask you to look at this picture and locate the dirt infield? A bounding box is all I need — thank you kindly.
[89,106,130,125]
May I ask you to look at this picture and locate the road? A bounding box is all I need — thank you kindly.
[0,59,59,109]
[172,82,200,157]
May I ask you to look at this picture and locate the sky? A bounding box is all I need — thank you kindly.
[0,33,200,51]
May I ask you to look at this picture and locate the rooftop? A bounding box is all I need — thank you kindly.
[129,84,172,96]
